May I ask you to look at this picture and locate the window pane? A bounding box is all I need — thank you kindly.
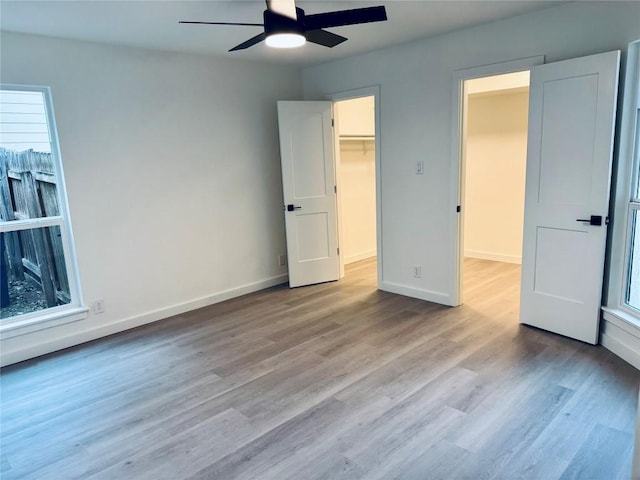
[1,89,58,221]
[0,90,50,153]
[627,209,640,310]
[1,225,70,320]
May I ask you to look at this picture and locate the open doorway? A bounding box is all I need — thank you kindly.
[460,71,530,310]
[334,95,378,281]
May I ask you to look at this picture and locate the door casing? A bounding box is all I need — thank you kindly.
[450,56,544,306]
[328,86,382,286]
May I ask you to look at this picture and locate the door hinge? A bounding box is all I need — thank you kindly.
[331,118,334,127]
[334,185,337,194]
[456,205,461,213]
[337,247,340,255]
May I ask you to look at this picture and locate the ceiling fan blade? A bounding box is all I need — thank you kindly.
[304,6,387,30]
[179,21,264,27]
[305,29,348,48]
[229,32,267,51]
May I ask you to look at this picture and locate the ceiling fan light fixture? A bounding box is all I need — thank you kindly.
[265,32,306,48]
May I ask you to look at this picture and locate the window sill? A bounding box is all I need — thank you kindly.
[0,306,89,340]
[602,306,640,335]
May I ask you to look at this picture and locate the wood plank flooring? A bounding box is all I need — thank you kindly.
[1,257,638,479]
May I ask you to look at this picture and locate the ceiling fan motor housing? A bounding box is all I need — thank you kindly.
[263,7,306,37]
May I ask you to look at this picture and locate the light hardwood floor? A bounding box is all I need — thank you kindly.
[1,257,638,479]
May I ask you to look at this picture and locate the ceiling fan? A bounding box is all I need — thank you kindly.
[179,0,388,52]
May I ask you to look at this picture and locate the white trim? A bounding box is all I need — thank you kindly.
[464,250,521,264]
[0,306,88,339]
[600,311,640,370]
[331,102,345,280]
[600,331,640,370]
[602,307,640,335]
[449,56,544,306]
[0,274,288,367]
[601,308,640,370]
[345,250,376,265]
[42,84,84,310]
[0,216,63,232]
[327,86,382,288]
[380,281,453,306]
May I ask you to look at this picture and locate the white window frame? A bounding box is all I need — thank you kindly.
[0,84,86,338]
[603,40,640,328]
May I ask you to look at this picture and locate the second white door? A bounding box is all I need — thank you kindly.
[277,101,340,288]
[520,51,620,344]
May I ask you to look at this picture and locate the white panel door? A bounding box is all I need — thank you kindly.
[520,51,620,344]
[277,101,340,288]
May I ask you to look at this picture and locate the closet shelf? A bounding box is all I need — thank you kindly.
[339,135,375,155]
[339,135,375,141]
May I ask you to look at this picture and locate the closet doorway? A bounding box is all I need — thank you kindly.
[460,71,530,309]
[334,94,378,281]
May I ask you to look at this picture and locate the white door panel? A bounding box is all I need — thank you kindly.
[537,74,599,206]
[278,101,339,288]
[520,51,620,344]
[296,212,331,261]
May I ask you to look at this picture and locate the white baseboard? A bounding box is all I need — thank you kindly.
[600,309,640,370]
[464,250,521,264]
[345,249,376,265]
[380,281,454,306]
[601,331,640,370]
[0,274,288,367]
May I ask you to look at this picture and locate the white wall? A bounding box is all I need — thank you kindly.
[0,32,302,365]
[336,97,376,264]
[339,141,376,264]
[302,1,640,306]
[463,90,528,264]
[337,96,375,136]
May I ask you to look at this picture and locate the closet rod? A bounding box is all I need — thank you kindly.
[339,135,375,141]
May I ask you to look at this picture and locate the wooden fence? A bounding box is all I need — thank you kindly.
[0,148,70,309]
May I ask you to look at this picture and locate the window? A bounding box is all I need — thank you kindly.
[623,99,640,311]
[605,41,640,324]
[0,86,83,329]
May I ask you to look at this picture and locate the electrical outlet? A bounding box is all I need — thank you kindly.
[413,265,422,278]
[278,254,286,267]
[92,298,105,314]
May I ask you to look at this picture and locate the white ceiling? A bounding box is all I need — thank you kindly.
[0,1,566,67]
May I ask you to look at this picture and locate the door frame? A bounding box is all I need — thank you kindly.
[450,56,544,306]
[327,86,382,286]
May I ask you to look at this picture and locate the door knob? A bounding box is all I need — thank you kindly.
[286,204,302,212]
[576,215,603,226]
